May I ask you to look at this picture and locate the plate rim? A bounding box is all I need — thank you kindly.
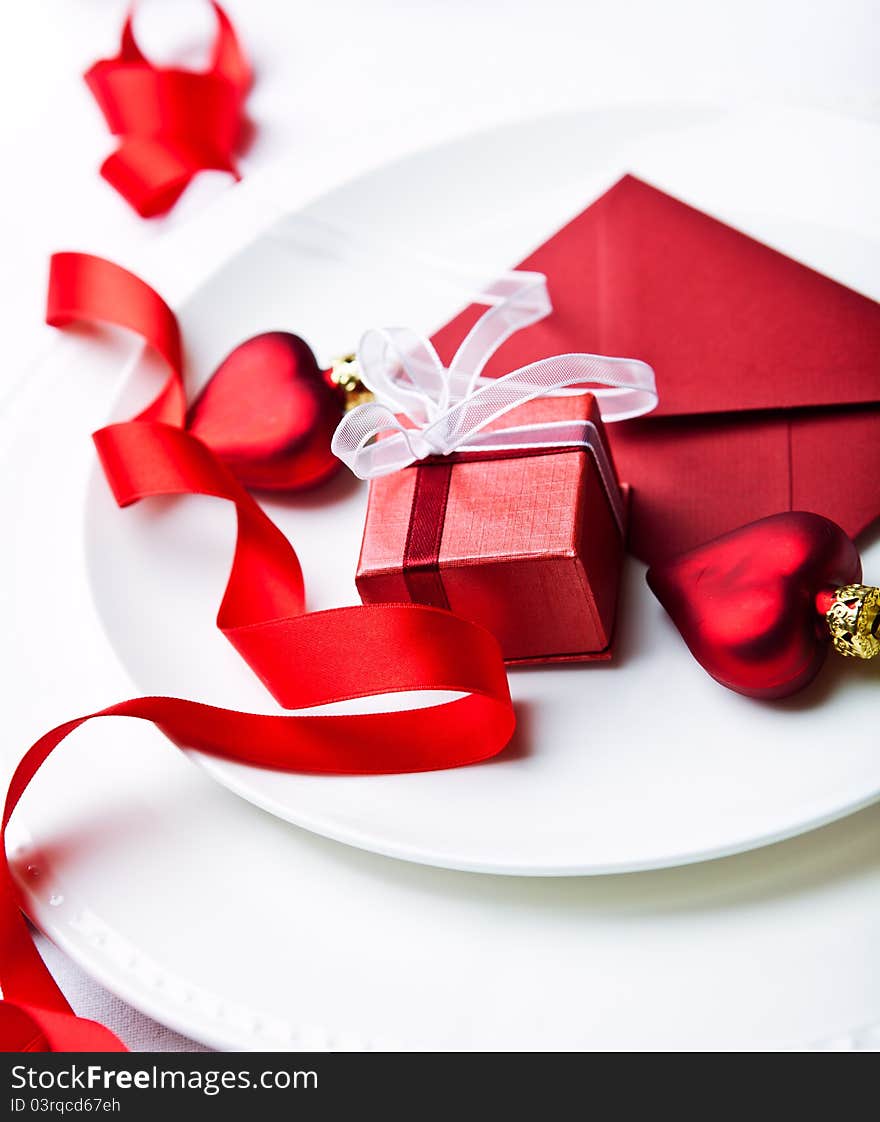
[189,747,880,877]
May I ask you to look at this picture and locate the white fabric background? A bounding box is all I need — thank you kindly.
[2,0,877,1051]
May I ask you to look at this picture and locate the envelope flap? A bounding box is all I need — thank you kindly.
[432,175,880,418]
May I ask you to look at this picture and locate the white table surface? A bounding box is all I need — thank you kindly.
[2,0,878,1052]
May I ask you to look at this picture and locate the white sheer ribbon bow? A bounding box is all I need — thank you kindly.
[331,270,658,532]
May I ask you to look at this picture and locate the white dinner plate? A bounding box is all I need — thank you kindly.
[3,105,880,1050]
[82,105,880,876]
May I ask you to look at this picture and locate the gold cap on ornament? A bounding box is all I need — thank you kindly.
[329,353,373,411]
[825,584,880,659]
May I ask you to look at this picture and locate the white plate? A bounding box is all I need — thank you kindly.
[75,107,879,875]
[82,106,880,877]
[3,106,880,1050]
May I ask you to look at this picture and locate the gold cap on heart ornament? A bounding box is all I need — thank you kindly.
[824,583,880,660]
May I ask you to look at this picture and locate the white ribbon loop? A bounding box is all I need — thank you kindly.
[331,269,658,532]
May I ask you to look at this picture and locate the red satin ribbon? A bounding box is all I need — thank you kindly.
[0,254,515,1052]
[85,2,251,217]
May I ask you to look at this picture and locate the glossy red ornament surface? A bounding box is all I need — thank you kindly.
[647,511,862,698]
[187,332,345,491]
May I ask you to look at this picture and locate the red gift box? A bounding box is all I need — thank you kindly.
[355,392,625,664]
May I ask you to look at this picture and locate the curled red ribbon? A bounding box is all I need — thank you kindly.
[0,255,515,1051]
[85,2,251,217]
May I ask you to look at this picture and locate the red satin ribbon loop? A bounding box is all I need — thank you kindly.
[0,252,516,1051]
[84,3,251,217]
[0,1002,126,1054]
[47,252,185,424]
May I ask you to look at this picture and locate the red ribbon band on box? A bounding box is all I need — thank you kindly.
[0,254,516,1052]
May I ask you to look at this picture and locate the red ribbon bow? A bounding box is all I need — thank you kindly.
[0,255,515,1051]
[85,2,251,217]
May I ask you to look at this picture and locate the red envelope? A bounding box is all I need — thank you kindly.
[431,175,880,564]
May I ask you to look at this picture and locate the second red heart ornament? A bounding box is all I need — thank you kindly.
[647,511,878,699]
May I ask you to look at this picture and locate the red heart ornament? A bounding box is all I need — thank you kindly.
[187,332,345,491]
[646,511,862,698]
